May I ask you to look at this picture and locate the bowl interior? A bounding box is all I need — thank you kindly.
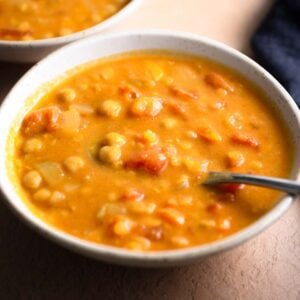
[0,31,299,266]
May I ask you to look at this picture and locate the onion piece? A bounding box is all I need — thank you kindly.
[37,162,64,186]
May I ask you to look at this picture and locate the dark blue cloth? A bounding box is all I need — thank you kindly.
[252,0,300,105]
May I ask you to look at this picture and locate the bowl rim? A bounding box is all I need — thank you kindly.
[0,30,299,266]
[0,0,143,47]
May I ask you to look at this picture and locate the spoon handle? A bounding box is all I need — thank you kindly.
[204,172,300,195]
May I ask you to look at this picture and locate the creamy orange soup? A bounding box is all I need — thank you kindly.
[10,52,292,251]
[0,0,129,41]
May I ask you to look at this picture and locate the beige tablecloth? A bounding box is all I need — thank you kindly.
[0,1,299,299]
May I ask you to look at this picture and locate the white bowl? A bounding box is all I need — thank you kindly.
[0,31,299,267]
[0,0,142,63]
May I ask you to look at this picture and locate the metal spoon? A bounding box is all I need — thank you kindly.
[203,172,300,195]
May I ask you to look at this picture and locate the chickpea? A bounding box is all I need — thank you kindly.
[130,97,162,117]
[21,35,34,41]
[19,3,28,12]
[216,88,228,97]
[176,175,190,189]
[33,188,51,202]
[171,236,189,247]
[23,170,42,190]
[199,219,216,228]
[104,4,117,14]
[179,141,192,150]
[183,158,209,174]
[59,28,73,36]
[50,191,66,205]
[64,156,85,173]
[99,68,114,81]
[23,138,43,153]
[98,100,122,118]
[19,21,30,31]
[42,32,55,39]
[112,218,133,236]
[99,145,122,163]
[186,130,198,139]
[126,237,151,250]
[161,118,178,129]
[227,151,245,168]
[218,218,232,231]
[105,132,126,146]
[251,160,263,170]
[57,88,77,103]
[170,156,182,167]
[128,202,157,214]
[91,13,102,23]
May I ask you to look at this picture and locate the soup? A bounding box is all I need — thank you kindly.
[0,0,129,41]
[10,52,292,251]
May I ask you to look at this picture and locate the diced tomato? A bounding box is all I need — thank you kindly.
[142,226,164,241]
[167,101,187,117]
[170,86,199,100]
[219,192,236,202]
[121,188,144,202]
[22,106,61,136]
[231,132,259,148]
[205,72,234,92]
[219,183,245,193]
[124,146,168,175]
[206,202,223,214]
[118,83,140,99]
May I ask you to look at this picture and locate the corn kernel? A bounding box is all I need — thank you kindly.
[142,130,159,145]
[98,100,122,118]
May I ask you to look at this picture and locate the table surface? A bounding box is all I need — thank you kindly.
[1,0,300,299]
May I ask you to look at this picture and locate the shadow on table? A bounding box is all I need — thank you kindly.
[0,62,32,100]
